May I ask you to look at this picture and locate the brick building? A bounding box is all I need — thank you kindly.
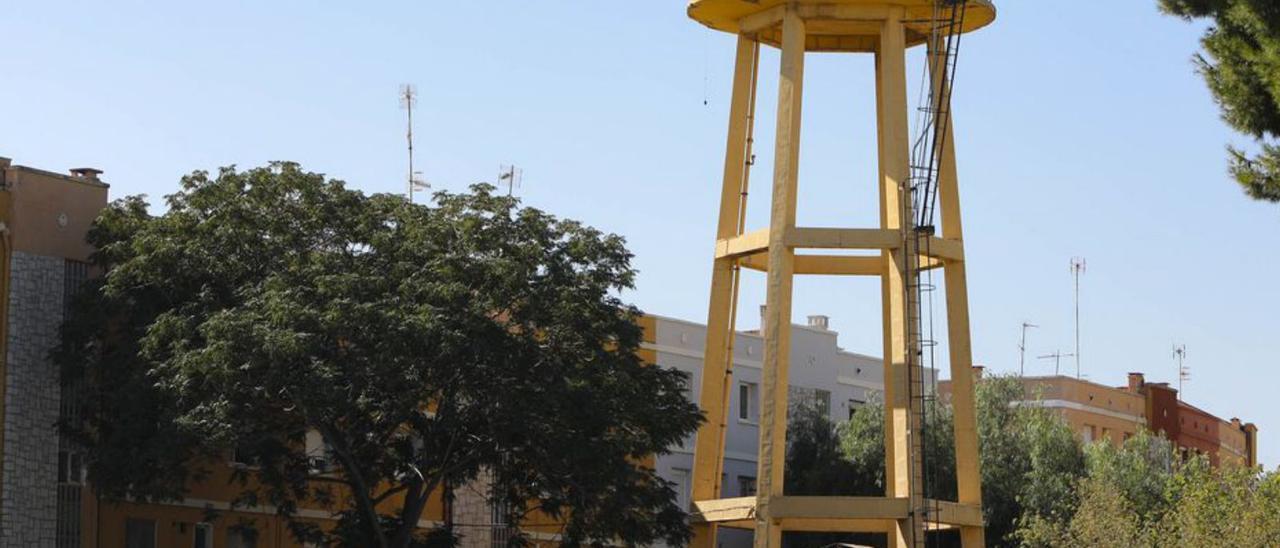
[942,370,1258,468]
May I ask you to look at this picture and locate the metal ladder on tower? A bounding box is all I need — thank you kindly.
[903,1,969,546]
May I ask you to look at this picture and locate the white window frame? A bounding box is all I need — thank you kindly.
[671,468,692,511]
[814,389,831,418]
[193,522,213,548]
[738,382,759,424]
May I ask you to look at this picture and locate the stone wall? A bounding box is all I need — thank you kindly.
[1,252,65,548]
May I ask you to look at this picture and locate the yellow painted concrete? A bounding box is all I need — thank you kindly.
[754,8,805,548]
[688,0,996,52]
[690,32,760,548]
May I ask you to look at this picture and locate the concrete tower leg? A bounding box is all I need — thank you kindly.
[929,37,987,548]
[876,9,925,548]
[690,32,759,548]
[753,7,804,548]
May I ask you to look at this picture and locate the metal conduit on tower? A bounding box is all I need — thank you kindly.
[685,2,995,547]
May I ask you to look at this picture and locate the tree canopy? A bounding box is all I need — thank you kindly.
[781,376,1083,547]
[785,374,1280,547]
[57,163,702,548]
[1017,431,1280,547]
[1161,0,1280,201]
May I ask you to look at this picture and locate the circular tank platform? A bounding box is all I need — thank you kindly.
[688,0,996,53]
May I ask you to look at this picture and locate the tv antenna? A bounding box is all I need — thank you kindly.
[1037,350,1075,376]
[1070,257,1086,378]
[498,164,523,197]
[1173,344,1189,399]
[1018,321,1039,376]
[399,84,429,202]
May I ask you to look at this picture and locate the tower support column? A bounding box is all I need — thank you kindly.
[930,39,986,548]
[690,32,759,548]
[753,7,804,548]
[877,9,925,548]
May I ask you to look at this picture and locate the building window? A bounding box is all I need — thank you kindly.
[738,476,757,497]
[671,468,691,511]
[738,382,758,423]
[228,526,258,548]
[305,430,335,473]
[675,383,696,451]
[58,451,83,485]
[125,518,157,548]
[814,389,831,417]
[231,444,262,469]
[194,523,213,548]
[848,398,866,420]
[1082,425,1095,443]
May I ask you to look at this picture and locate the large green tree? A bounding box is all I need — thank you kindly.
[1161,0,1280,201]
[57,163,702,548]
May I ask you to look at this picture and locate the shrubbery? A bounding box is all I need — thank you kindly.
[784,375,1279,547]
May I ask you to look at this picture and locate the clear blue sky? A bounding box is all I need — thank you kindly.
[5,1,1278,466]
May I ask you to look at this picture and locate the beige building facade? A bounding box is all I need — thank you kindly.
[943,370,1258,468]
[0,157,109,548]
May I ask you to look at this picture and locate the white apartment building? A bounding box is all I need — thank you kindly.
[645,312,931,548]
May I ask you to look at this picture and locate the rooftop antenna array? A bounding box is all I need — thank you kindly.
[1173,344,1189,399]
[498,164,523,197]
[1019,321,1039,376]
[1070,257,1086,378]
[1037,349,1075,376]
[400,84,429,202]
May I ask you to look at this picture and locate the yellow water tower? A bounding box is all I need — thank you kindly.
[686,2,994,548]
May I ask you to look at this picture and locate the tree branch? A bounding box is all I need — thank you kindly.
[319,423,389,548]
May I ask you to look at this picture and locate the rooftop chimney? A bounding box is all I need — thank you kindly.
[972,365,985,380]
[807,315,829,330]
[1127,372,1145,393]
[69,167,103,181]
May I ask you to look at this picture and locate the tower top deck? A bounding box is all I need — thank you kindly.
[687,0,996,52]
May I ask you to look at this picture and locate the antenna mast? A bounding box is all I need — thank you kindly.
[1037,350,1076,376]
[498,164,523,197]
[1174,344,1189,399]
[400,84,428,202]
[1019,321,1038,376]
[1070,257,1086,378]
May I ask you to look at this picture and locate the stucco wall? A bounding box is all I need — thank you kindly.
[1,251,65,548]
